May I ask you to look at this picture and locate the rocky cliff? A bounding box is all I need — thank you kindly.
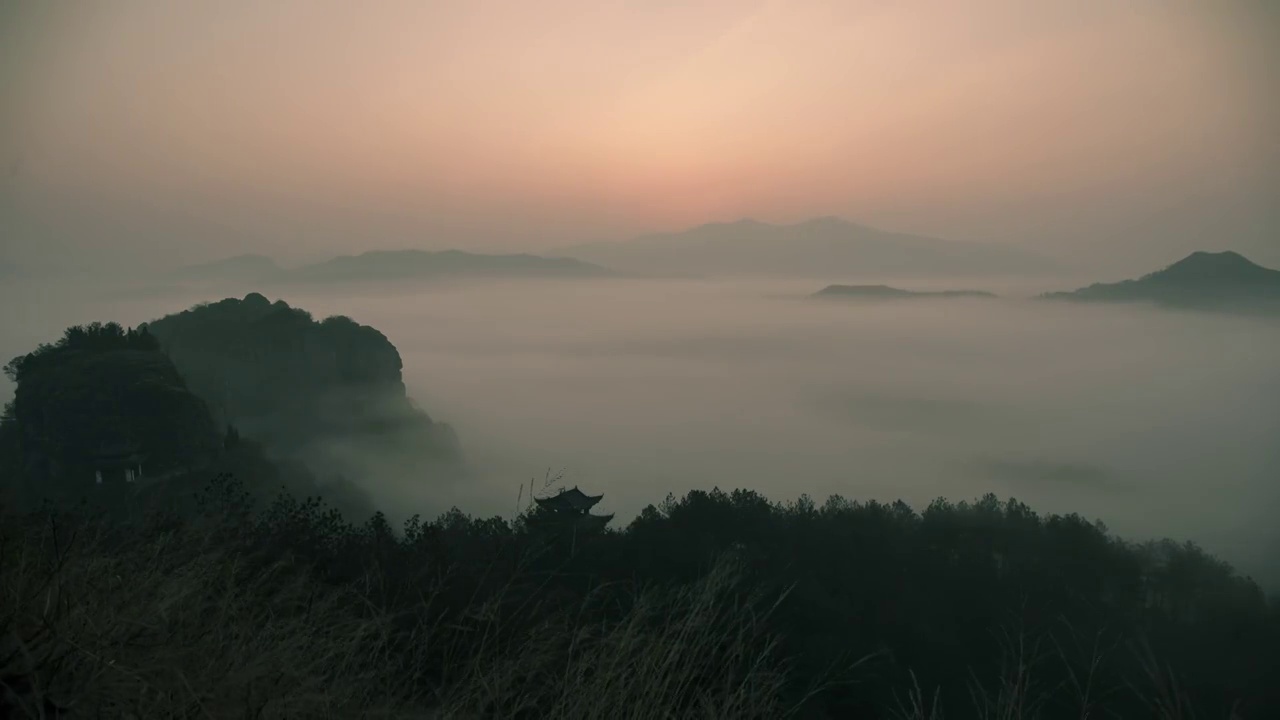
[142,293,462,483]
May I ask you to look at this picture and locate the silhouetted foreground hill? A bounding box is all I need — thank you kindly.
[558,216,1057,278]
[814,284,997,300]
[1044,251,1280,313]
[141,293,463,486]
[1,474,1276,718]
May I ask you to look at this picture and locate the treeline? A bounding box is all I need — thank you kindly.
[2,471,1276,718]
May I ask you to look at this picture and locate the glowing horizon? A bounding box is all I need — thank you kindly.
[1,1,1276,268]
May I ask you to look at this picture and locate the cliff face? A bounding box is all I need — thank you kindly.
[142,294,462,481]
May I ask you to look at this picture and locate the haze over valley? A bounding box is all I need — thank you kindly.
[2,2,1278,715]
[3,267,1277,588]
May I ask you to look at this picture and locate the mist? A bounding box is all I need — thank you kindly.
[4,3,1279,713]
[4,275,1277,587]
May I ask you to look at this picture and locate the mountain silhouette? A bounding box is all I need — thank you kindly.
[284,249,617,284]
[1043,251,1280,312]
[170,249,619,287]
[176,254,284,283]
[814,284,996,300]
[555,216,1056,278]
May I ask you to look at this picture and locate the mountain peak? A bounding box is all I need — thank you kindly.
[1152,250,1271,283]
[800,215,849,227]
[698,217,763,230]
[1173,249,1254,266]
[1045,249,1280,312]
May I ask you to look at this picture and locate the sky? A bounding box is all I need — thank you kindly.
[1,0,1277,272]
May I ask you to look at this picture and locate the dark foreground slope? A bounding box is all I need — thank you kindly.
[142,293,463,485]
[1044,251,1280,313]
[1,477,1276,719]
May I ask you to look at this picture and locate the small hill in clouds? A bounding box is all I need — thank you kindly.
[813,284,997,300]
[555,216,1058,278]
[1043,251,1280,313]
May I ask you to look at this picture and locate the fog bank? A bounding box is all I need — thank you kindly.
[2,277,1277,586]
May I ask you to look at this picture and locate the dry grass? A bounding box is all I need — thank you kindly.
[430,557,794,719]
[887,621,1243,720]
[0,512,414,718]
[0,509,797,719]
[0,497,1256,719]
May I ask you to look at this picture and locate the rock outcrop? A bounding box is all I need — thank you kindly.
[142,294,462,483]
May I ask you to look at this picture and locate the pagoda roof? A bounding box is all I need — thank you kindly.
[534,486,603,512]
[579,513,614,530]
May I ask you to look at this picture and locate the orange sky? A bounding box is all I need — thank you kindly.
[1,1,1277,268]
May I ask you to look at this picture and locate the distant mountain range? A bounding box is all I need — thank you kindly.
[175,254,283,283]
[813,284,996,300]
[1043,251,1280,313]
[284,249,616,283]
[175,249,616,285]
[555,216,1058,278]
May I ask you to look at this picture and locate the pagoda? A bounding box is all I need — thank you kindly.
[531,486,614,554]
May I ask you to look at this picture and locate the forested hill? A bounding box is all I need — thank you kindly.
[141,293,462,483]
[1043,250,1280,313]
[0,322,221,501]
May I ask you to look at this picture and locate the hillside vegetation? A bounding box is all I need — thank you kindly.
[2,475,1276,718]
